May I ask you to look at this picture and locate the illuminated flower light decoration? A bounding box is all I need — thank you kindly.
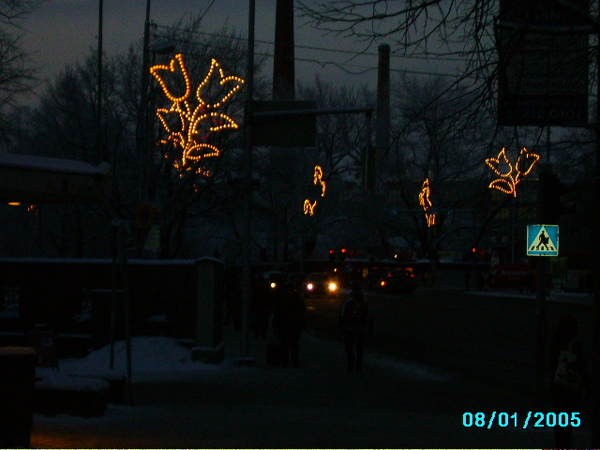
[150,53,245,178]
[418,178,437,227]
[303,165,327,216]
[485,147,540,197]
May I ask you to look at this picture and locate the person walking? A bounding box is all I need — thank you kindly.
[549,315,590,448]
[339,281,374,372]
[271,282,306,368]
[251,276,272,339]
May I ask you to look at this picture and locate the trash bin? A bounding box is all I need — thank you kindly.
[0,347,37,448]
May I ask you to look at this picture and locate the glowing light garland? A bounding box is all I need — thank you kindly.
[150,54,245,177]
[304,165,327,216]
[418,178,437,227]
[485,147,539,197]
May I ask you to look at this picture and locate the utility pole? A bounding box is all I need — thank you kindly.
[97,0,104,164]
[239,0,256,365]
[136,0,152,203]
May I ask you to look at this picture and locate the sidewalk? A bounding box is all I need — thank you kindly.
[31,325,591,448]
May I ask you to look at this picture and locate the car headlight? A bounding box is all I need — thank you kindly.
[270,282,277,289]
[328,282,338,292]
[307,283,314,291]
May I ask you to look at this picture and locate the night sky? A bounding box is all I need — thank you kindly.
[20,0,452,97]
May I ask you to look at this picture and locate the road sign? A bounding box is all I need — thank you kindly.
[496,0,590,127]
[527,224,559,256]
[252,100,317,147]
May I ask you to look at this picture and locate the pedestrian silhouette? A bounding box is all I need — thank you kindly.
[535,230,553,251]
[339,281,374,372]
[251,276,272,339]
[271,282,306,368]
[549,315,590,448]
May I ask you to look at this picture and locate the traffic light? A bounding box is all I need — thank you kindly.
[539,171,576,223]
[340,248,347,261]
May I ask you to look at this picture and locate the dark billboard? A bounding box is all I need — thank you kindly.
[497,0,591,127]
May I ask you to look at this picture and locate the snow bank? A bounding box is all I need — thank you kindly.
[36,374,110,392]
[37,336,231,382]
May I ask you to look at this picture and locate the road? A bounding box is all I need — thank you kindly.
[305,286,594,410]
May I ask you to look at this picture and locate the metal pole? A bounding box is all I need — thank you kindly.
[592,33,600,446]
[97,0,104,163]
[110,221,118,370]
[120,221,133,404]
[137,0,152,203]
[511,196,515,263]
[535,256,548,406]
[239,0,256,364]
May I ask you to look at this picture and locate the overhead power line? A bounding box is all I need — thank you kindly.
[151,23,466,79]
[152,23,467,63]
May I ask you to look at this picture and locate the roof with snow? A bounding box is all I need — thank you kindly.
[0,153,111,204]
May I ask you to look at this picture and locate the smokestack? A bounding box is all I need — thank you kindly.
[273,0,295,100]
[376,44,390,168]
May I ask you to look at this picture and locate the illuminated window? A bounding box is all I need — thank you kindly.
[150,54,245,176]
[485,147,539,197]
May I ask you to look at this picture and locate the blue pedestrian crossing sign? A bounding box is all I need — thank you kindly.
[527,224,559,256]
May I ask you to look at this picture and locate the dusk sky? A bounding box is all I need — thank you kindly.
[21,0,455,97]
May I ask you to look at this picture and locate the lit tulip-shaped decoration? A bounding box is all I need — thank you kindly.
[418,178,437,227]
[150,53,245,177]
[485,147,540,197]
[303,165,327,216]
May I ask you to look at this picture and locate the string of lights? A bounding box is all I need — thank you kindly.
[418,178,437,227]
[304,165,327,216]
[485,147,540,198]
[150,53,245,178]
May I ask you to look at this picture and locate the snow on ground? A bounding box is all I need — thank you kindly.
[368,353,453,382]
[35,333,454,386]
[36,336,232,384]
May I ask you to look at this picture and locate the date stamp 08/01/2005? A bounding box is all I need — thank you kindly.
[462,411,581,430]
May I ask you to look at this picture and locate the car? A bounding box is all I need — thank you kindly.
[304,272,339,296]
[376,268,417,294]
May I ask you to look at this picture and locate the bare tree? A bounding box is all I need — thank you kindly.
[247,77,374,261]
[6,51,132,257]
[148,21,263,258]
[4,15,264,259]
[0,0,44,142]
[298,1,499,106]
[366,74,500,259]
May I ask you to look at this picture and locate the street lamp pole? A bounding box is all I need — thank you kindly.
[97,0,104,163]
[593,34,600,446]
[239,0,256,363]
[137,0,152,203]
